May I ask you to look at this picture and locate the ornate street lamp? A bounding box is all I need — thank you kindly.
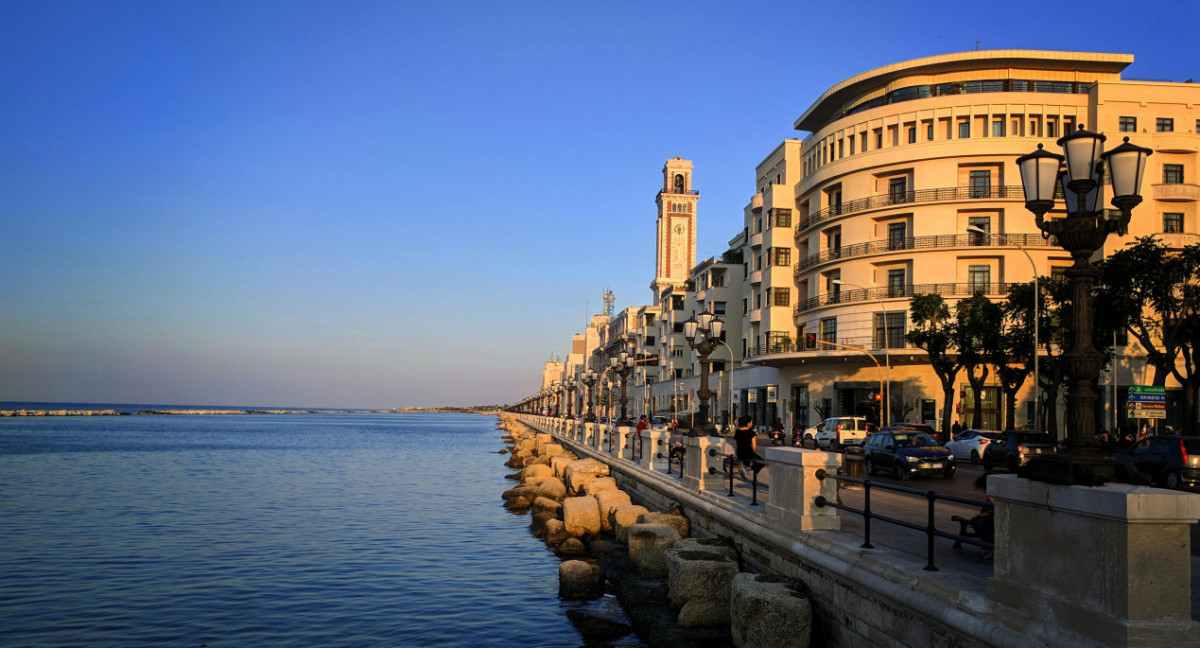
[565,379,578,419]
[682,309,725,436]
[580,370,598,421]
[1015,126,1152,485]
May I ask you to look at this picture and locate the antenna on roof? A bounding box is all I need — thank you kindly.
[975,39,982,51]
[603,286,615,317]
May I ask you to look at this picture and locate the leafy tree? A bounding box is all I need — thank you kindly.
[954,293,1003,429]
[905,293,963,436]
[1097,238,1200,434]
[994,282,1039,430]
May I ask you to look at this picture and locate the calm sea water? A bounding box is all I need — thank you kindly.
[0,412,591,647]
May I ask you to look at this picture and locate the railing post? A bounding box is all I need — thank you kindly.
[762,447,841,533]
[681,435,726,492]
[641,429,669,471]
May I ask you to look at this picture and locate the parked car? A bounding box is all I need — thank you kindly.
[981,431,1057,472]
[814,416,876,451]
[863,427,956,479]
[651,416,669,429]
[944,429,1004,464]
[1114,435,1200,490]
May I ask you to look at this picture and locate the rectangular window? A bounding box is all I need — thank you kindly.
[838,139,844,158]
[957,119,970,139]
[772,288,791,307]
[1119,116,1137,132]
[771,208,792,228]
[819,317,837,344]
[887,269,906,298]
[849,137,856,155]
[992,118,1005,137]
[644,336,656,346]
[772,247,791,266]
[755,293,761,309]
[673,322,684,333]
[968,216,991,245]
[1164,212,1184,233]
[875,129,883,149]
[926,123,934,141]
[1011,117,1021,136]
[1157,118,1174,132]
[873,312,907,349]
[713,301,726,315]
[672,296,684,310]
[969,170,992,198]
[1164,164,1184,184]
[888,177,908,204]
[887,222,907,250]
[968,264,991,292]
[907,126,916,144]
[1046,118,1058,138]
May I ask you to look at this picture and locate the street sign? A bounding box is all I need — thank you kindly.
[1127,386,1167,419]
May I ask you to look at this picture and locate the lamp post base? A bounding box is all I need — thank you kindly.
[1018,453,1119,487]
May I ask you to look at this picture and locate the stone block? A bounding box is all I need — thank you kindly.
[667,550,739,627]
[521,463,553,484]
[535,477,567,502]
[562,496,602,537]
[639,511,689,538]
[627,523,681,578]
[594,489,632,531]
[543,518,568,546]
[730,573,811,648]
[564,459,610,495]
[611,505,650,544]
[551,455,573,478]
[580,476,618,495]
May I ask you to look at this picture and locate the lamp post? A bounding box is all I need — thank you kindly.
[612,351,637,425]
[967,225,1039,433]
[1015,127,1152,485]
[831,279,890,427]
[580,370,597,421]
[682,309,725,436]
[565,379,578,419]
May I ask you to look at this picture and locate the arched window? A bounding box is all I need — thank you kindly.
[674,174,685,193]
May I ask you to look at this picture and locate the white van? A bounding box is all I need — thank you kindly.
[814,416,876,450]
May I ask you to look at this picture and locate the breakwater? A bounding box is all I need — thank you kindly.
[498,414,813,648]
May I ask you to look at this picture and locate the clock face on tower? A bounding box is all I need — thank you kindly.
[674,224,684,235]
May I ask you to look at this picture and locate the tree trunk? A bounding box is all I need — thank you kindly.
[941,383,955,438]
[1003,388,1017,431]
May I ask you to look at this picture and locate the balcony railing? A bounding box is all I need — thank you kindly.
[746,336,915,358]
[798,185,1023,232]
[793,282,1010,317]
[794,232,1052,274]
[1152,183,1200,202]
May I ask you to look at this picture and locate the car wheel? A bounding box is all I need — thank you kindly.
[969,450,980,465]
[1165,471,1182,490]
[830,440,839,452]
[865,459,876,476]
[895,465,908,480]
[943,467,956,479]
[982,455,994,473]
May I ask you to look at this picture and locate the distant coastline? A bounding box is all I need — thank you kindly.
[0,403,502,417]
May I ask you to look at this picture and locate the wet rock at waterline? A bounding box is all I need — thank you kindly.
[640,511,689,538]
[556,537,588,557]
[564,608,634,641]
[668,550,739,628]
[611,505,650,544]
[559,559,605,600]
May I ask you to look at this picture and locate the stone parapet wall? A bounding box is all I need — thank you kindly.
[514,414,1040,648]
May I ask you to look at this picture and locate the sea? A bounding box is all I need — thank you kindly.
[0,404,616,647]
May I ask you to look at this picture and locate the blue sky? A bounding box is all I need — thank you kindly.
[1,1,1196,408]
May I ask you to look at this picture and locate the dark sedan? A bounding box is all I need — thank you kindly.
[1115,435,1200,490]
[863,428,956,479]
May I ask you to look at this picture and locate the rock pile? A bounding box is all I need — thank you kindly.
[497,414,814,648]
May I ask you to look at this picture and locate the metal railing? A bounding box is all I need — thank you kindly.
[813,469,992,571]
[746,338,913,358]
[794,232,1052,273]
[797,185,1023,232]
[794,282,1010,316]
[721,453,764,505]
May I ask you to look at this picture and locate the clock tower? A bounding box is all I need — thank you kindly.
[652,157,697,298]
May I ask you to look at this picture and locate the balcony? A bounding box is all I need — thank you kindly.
[794,233,1052,275]
[797,185,1023,233]
[1152,183,1200,202]
[749,269,763,285]
[749,231,764,248]
[750,192,764,212]
[749,310,762,324]
[793,282,1011,317]
[746,337,915,359]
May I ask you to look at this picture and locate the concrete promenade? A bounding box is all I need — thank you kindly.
[515,414,1200,648]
